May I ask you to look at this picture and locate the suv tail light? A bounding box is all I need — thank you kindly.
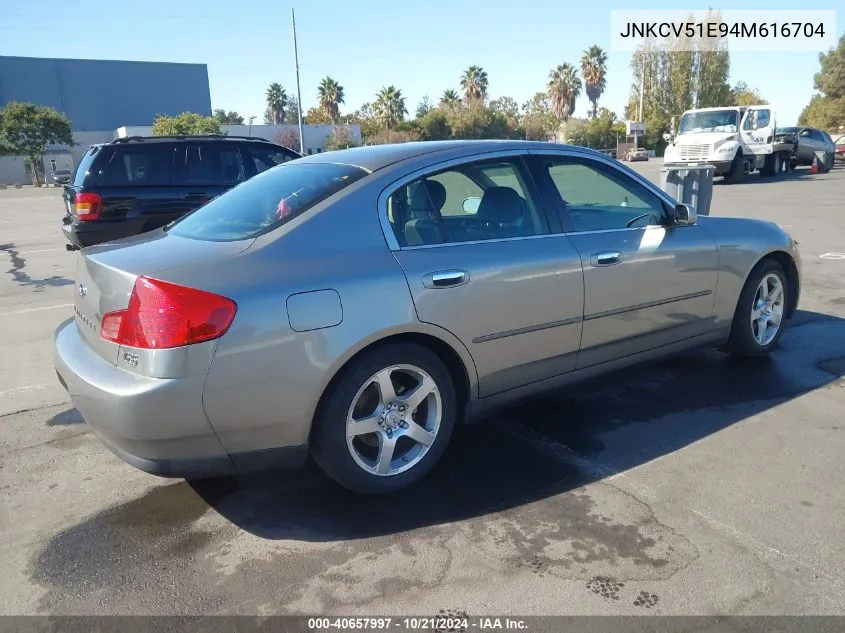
[75,193,102,221]
[101,277,237,349]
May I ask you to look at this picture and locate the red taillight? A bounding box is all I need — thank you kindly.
[100,277,237,349]
[75,193,102,221]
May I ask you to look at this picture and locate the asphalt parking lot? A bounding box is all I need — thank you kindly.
[1,162,844,616]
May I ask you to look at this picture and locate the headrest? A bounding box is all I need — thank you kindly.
[410,179,447,215]
[477,187,526,223]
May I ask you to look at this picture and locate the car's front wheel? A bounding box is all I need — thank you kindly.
[726,259,789,357]
[310,343,456,495]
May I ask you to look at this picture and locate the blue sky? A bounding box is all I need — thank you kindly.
[1,0,842,126]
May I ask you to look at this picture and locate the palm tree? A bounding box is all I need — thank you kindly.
[265,83,287,124]
[317,77,345,124]
[439,89,462,109]
[460,66,489,103]
[580,45,608,118]
[548,63,582,139]
[373,86,407,130]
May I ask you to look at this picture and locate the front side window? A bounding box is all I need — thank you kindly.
[168,163,366,242]
[101,145,172,187]
[248,144,297,174]
[538,157,667,232]
[387,158,549,247]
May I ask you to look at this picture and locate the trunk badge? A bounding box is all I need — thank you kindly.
[78,283,87,298]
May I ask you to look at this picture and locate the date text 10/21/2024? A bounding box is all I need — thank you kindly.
[307,617,529,631]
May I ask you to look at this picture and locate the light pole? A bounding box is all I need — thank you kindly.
[248,116,256,138]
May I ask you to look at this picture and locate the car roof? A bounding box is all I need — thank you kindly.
[110,135,276,145]
[293,140,597,172]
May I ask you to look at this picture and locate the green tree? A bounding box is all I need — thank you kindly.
[0,102,73,186]
[799,34,845,129]
[460,66,489,104]
[346,102,381,143]
[693,10,731,107]
[521,92,558,140]
[567,108,626,149]
[415,95,434,118]
[814,33,845,99]
[265,83,288,124]
[151,112,221,136]
[490,97,519,125]
[798,95,845,129]
[439,89,462,110]
[286,96,301,125]
[317,76,345,124]
[213,109,244,125]
[580,45,608,118]
[323,125,357,151]
[548,63,582,139]
[304,107,332,125]
[416,110,451,140]
[729,82,767,107]
[374,86,407,130]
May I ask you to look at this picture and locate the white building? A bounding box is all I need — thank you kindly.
[0,123,362,186]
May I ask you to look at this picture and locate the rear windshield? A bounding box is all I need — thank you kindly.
[167,162,367,242]
[72,145,103,187]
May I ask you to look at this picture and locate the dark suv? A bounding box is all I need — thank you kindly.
[62,135,301,250]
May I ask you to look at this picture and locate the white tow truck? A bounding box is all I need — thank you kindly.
[663,105,797,182]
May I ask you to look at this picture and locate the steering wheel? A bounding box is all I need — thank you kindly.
[626,212,656,228]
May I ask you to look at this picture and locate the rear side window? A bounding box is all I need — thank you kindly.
[167,163,367,242]
[247,144,297,174]
[179,143,247,186]
[72,146,103,187]
[101,145,173,186]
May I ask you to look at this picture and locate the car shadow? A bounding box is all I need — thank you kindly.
[714,169,821,186]
[183,308,845,542]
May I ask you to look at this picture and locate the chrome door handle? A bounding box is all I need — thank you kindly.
[590,251,622,267]
[423,270,470,288]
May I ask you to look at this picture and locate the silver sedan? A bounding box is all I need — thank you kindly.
[54,140,802,494]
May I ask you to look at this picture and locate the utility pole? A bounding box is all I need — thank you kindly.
[638,65,645,122]
[292,8,305,154]
[636,65,645,148]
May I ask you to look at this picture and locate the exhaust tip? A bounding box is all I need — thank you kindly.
[65,244,79,252]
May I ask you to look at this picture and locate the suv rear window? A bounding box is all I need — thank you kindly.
[167,163,367,242]
[72,145,103,187]
[101,145,173,186]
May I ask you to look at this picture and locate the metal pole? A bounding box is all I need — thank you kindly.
[292,8,305,154]
[638,65,644,122]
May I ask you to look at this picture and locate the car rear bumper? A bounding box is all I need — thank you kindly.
[53,318,308,477]
[62,217,147,249]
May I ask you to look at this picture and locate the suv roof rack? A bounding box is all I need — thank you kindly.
[110,135,272,144]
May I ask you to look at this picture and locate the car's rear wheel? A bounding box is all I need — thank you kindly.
[726,260,788,357]
[310,343,456,495]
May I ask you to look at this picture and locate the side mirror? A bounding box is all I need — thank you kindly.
[674,203,697,226]
[662,132,673,143]
[462,197,481,214]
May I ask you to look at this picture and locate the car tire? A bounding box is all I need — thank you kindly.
[763,152,781,176]
[726,259,789,358]
[723,152,745,183]
[310,342,456,495]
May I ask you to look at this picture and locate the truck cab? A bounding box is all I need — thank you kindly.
[663,105,794,182]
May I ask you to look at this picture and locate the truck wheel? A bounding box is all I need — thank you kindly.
[763,152,781,176]
[724,153,745,183]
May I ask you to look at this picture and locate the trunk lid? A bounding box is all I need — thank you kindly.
[73,230,254,364]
